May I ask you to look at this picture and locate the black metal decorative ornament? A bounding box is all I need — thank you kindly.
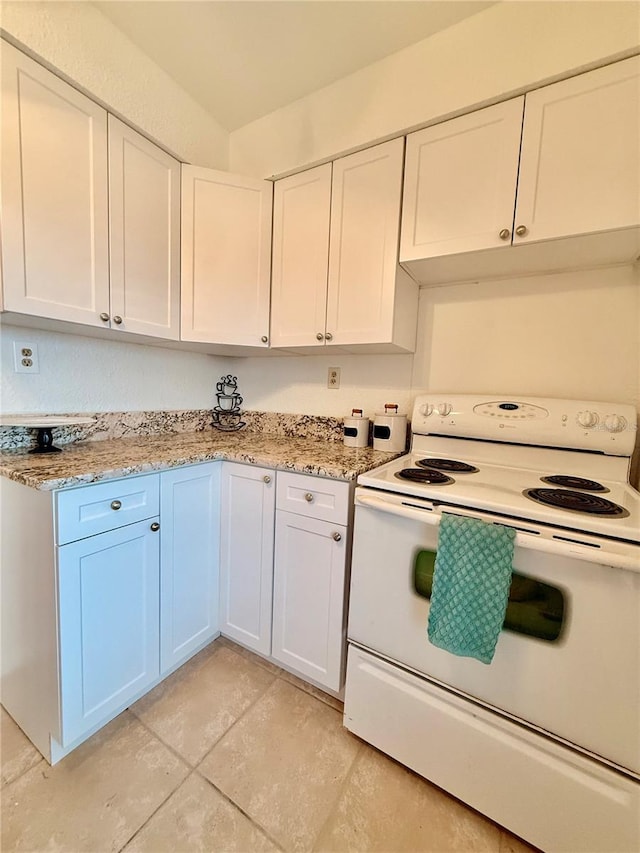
[212,375,245,431]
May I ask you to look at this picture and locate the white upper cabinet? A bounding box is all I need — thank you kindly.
[270,163,332,348]
[271,139,418,353]
[400,98,524,261]
[181,166,273,347]
[327,138,417,352]
[108,116,180,340]
[401,56,640,285]
[1,41,110,326]
[514,56,640,244]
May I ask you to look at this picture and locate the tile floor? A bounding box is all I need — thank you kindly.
[1,637,539,853]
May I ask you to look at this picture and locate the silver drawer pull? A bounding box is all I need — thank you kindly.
[263,475,272,484]
[332,531,342,542]
[304,493,314,502]
[150,522,160,532]
[110,500,122,511]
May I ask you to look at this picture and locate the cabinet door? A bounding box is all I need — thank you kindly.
[219,463,275,654]
[181,166,272,346]
[1,42,110,326]
[326,138,404,346]
[400,98,524,260]
[160,464,220,672]
[57,519,160,746]
[108,116,180,340]
[272,512,347,692]
[270,164,332,348]
[515,57,640,244]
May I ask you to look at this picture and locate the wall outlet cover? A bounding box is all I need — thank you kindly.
[328,367,340,389]
[13,342,40,373]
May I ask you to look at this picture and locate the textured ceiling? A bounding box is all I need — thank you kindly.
[95,1,498,130]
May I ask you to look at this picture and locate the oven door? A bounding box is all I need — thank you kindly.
[348,487,640,775]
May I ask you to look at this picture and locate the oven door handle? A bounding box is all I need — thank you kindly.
[355,491,640,572]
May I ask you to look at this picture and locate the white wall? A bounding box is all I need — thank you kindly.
[0,325,235,414]
[0,1,228,168]
[237,266,640,418]
[229,1,640,178]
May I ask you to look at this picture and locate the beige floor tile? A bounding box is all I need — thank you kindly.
[123,772,281,852]
[219,636,345,712]
[315,745,501,853]
[1,711,189,853]
[1,706,44,788]
[499,829,541,853]
[131,642,275,765]
[199,679,361,852]
[216,635,283,675]
[278,669,345,712]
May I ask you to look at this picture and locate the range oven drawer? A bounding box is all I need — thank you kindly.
[348,492,640,774]
[345,644,640,853]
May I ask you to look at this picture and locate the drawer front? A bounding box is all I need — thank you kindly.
[276,472,350,524]
[56,474,160,544]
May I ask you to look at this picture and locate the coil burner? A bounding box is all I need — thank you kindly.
[395,469,454,485]
[416,458,479,474]
[524,488,628,517]
[541,475,608,493]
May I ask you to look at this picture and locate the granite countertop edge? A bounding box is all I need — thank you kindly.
[0,429,405,491]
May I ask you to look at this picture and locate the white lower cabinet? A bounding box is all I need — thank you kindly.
[160,464,220,673]
[57,519,160,746]
[1,463,222,763]
[218,465,352,692]
[0,459,352,764]
[272,511,348,692]
[219,462,275,655]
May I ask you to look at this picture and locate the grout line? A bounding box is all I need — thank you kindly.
[115,767,196,853]
[129,711,202,770]
[309,741,366,853]
[195,769,286,852]
[193,676,281,770]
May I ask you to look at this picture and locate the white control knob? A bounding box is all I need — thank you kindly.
[576,410,599,428]
[436,403,452,417]
[420,403,433,417]
[604,414,627,433]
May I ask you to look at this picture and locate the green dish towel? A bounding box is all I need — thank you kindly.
[427,513,516,664]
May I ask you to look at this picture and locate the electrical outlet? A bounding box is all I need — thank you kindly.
[327,367,340,389]
[13,342,40,374]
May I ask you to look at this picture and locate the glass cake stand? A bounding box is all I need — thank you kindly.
[0,415,96,453]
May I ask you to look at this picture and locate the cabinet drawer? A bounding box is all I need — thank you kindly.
[56,474,160,544]
[276,472,350,524]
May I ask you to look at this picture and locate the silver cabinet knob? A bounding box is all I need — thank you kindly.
[499,228,510,240]
[113,315,123,325]
[304,492,314,502]
[261,335,268,344]
[316,332,324,341]
[515,225,528,237]
[150,522,160,532]
[110,500,122,511]
[263,475,272,484]
[99,312,110,322]
[325,332,333,342]
[332,531,342,542]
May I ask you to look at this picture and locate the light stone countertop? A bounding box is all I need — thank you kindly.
[0,428,405,491]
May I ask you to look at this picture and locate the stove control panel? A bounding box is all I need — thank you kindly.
[473,401,548,420]
[411,394,637,456]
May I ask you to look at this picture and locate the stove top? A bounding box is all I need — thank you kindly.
[358,395,640,544]
[358,449,640,544]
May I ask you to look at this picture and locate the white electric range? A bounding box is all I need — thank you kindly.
[345,394,640,853]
